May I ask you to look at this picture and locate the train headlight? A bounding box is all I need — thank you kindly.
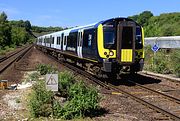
[104,52,107,55]
[109,51,114,56]
[139,52,143,55]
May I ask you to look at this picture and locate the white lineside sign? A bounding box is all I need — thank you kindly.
[46,74,58,91]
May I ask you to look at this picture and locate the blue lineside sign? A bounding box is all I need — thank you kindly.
[151,44,159,52]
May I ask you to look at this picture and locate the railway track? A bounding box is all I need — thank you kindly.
[139,71,180,83]
[39,48,180,121]
[126,79,180,104]
[0,45,33,74]
[0,46,27,63]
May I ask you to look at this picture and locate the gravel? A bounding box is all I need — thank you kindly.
[1,47,178,121]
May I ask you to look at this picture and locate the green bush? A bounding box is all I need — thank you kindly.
[29,80,53,117]
[58,71,75,97]
[0,46,15,55]
[29,71,100,120]
[170,50,180,77]
[53,81,100,120]
[28,72,40,81]
[68,81,99,116]
[152,52,170,74]
[36,64,57,75]
[144,47,172,74]
[0,49,6,55]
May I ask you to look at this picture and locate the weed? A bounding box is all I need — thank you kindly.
[58,71,75,97]
[170,50,180,77]
[36,64,57,75]
[29,80,53,117]
[144,47,172,74]
[29,70,101,120]
[53,80,100,120]
[29,72,40,81]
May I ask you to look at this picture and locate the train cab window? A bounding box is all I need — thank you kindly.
[103,22,116,49]
[135,27,143,49]
[121,27,133,49]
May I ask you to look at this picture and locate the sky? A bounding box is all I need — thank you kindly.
[0,0,180,27]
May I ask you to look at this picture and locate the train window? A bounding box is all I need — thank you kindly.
[64,36,66,45]
[80,32,83,46]
[121,27,133,49]
[83,29,95,48]
[52,37,54,44]
[135,27,143,49]
[57,37,58,44]
[67,32,77,51]
[56,37,60,45]
[44,38,46,43]
[88,34,92,46]
[103,22,116,49]
[59,37,61,45]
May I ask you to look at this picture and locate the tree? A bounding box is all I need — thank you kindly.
[24,20,32,31]
[144,12,180,37]
[0,11,7,23]
[11,27,29,46]
[128,15,139,22]
[0,12,11,48]
[137,11,153,26]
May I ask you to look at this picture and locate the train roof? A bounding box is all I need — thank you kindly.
[37,17,137,38]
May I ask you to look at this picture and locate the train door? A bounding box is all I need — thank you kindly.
[77,29,83,58]
[49,35,53,48]
[61,33,64,50]
[63,35,67,51]
[44,37,46,46]
[54,35,57,49]
[117,21,135,63]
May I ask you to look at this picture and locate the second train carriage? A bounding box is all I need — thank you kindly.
[36,17,144,77]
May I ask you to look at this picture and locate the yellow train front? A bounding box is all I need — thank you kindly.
[94,17,144,77]
[36,17,144,77]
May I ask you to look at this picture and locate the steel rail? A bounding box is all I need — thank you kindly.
[38,47,180,121]
[0,46,28,63]
[107,83,180,121]
[127,79,180,104]
[0,45,33,73]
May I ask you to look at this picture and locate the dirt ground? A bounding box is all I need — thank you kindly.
[0,47,177,121]
[0,47,65,120]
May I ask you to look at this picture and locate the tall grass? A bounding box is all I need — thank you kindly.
[144,46,180,77]
[28,65,101,119]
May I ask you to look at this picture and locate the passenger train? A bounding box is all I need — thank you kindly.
[36,17,144,77]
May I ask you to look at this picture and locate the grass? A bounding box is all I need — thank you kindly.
[0,45,16,55]
[144,46,180,77]
[28,65,101,120]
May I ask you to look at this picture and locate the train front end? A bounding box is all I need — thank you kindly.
[97,18,144,75]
